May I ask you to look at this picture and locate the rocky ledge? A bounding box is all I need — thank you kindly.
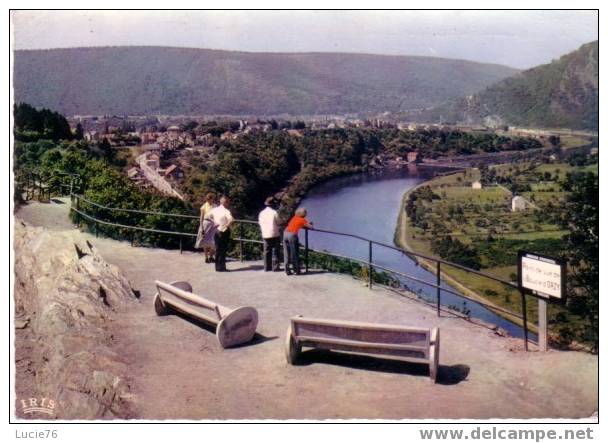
[14,221,139,419]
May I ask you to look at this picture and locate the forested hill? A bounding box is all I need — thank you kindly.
[13,46,517,116]
[414,41,598,130]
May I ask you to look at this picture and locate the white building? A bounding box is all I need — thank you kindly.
[511,196,528,212]
[472,181,483,189]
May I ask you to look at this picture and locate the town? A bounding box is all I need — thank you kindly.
[66,113,597,199]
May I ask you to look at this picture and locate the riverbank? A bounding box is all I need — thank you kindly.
[393,172,539,336]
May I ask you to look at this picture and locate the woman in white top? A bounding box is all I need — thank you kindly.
[195,192,217,263]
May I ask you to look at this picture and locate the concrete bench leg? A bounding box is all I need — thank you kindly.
[285,325,301,364]
[216,306,258,348]
[429,327,440,383]
[153,292,169,316]
[154,280,192,316]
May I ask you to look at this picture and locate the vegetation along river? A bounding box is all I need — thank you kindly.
[300,166,536,341]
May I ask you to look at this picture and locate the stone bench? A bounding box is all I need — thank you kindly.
[154,280,258,348]
[285,316,440,382]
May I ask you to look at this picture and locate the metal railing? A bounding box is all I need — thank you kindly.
[67,192,532,350]
[15,170,82,201]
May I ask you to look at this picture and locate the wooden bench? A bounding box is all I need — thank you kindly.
[154,280,258,348]
[285,316,440,382]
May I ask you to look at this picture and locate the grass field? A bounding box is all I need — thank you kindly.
[395,159,597,337]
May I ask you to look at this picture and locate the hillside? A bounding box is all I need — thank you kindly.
[415,41,598,130]
[13,46,517,116]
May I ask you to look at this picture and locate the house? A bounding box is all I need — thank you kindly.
[511,196,528,212]
[127,167,140,179]
[146,153,160,170]
[84,131,99,141]
[141,132,158,144]
[472,181,483,189]
[163,164,183,180]
[407,151,419,163]
[287,129,303,137]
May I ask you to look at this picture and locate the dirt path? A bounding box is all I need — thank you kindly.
[15,200,598,420]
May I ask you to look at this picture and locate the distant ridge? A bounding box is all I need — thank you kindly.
[411,41,598,131]
[13,46,517,116]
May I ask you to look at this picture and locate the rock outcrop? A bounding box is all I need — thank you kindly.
[14,221,138,419]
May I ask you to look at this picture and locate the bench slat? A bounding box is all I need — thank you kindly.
[156,280,220,315]
[299,340,429,362]
[295,323,429,348]
[297,335,428,357]
[161,296,221,326]
[292,316,431,334]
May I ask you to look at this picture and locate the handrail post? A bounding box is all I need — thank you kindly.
[368,241,373,289]
[95,221,98,238]
[520,289,529,351]
[239,222,244,262]
[436,261,441,317]
[304,228,309,274]
[179,237,183,254]
[75,196,80,227]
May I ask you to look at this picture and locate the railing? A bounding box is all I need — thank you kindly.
[67,192,532,350]
[15,170,82,201]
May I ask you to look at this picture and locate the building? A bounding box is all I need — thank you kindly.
[287,129,303,137]
[511,196,528,212]
[472,181,483,189]
[407,151,419,163]
[146,153,160,170]
[163,164,183,180]
[84,131,99,142]
[127,167,140,179]
[141,132,158,144]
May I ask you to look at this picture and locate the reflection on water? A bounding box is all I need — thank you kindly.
[300,167,534,340]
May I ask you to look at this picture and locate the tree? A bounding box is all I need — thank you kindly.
[560,172,598,350]
[75,123,84,140]
[99,138,114,162]
[13,103,73,141]
[548,135,561,147]
[183,120,199,132]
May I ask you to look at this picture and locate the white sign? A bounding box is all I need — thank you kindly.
[520,255,563,299]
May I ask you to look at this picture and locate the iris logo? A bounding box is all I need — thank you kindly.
[19,397,56,416]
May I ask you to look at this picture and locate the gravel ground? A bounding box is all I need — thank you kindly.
[15,200,598,420]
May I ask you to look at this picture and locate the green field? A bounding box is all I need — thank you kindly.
[396,160,597,338]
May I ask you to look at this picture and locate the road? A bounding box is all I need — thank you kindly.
[137,153,184,200]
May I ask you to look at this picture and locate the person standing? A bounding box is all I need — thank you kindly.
[283,207,313,275]
[209,196,234,272]
[258,197,281,272]
[195,193,217,263]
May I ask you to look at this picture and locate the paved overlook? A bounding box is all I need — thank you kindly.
[15,199,598,420]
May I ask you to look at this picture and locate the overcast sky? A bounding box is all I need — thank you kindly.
[11,10,598,69]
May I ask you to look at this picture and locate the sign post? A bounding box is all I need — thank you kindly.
[517,251,566,352]
[538,298,547,352]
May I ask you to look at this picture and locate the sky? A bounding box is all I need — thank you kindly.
[11,10,598,69]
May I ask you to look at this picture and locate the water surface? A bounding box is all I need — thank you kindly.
[300,167,534,340]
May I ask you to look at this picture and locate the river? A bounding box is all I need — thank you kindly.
[300,166,534,340]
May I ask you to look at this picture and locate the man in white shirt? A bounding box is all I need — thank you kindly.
[258,197,281,271]
[209,196,234,272]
